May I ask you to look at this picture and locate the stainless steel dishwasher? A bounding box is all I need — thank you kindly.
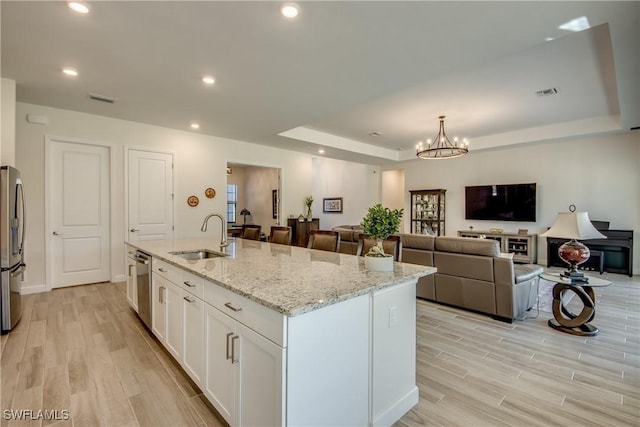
[134,250,152,329]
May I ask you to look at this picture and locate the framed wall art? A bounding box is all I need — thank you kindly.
[323,197,343,213]
[272,189,278,219]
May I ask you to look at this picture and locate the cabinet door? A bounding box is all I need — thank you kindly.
[236,322,285,427]
[126,256,138,311]
[152,275,167,342]
[204,304,236,425]
[182,293,205,386]
[164,281,183,360]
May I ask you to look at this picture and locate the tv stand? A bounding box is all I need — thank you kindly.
[457,230,537,264]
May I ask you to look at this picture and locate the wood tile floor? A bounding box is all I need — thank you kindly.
[1,271,638,426]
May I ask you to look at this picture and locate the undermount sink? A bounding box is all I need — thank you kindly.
[169,249,228,260]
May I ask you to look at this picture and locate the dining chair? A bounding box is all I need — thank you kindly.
[307,230,341,252]
[269,226,292,245]
[241,224,262,241]
[356,234,402,261]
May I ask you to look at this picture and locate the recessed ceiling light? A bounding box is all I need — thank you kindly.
[62,68,78,77]
[558,16,590,32]
[190,122,200,130]
[281,3,299,18]
[68,2,89,14]
[318,149,325,154]
[202,76,215,85]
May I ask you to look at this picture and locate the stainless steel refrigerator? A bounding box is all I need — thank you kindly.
[1,166,25,333]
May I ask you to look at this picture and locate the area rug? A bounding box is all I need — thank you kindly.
[537,276,574,313]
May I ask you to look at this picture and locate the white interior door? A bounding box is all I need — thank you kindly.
[127,149,174,242]
[49,139,110,288]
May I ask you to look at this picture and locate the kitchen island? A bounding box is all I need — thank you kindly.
[126,237,436,427]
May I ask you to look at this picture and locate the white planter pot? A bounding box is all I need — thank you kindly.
[364,255,394,272]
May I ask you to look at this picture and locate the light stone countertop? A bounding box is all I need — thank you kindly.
[127,237,436,317]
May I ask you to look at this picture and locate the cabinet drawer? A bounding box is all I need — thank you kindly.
[204,281,286,347]
[181,270,204,300]
[152,258,181,284]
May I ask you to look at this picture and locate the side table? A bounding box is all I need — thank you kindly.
[540,272,612,336]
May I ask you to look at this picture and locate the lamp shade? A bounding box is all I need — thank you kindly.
[240,208,251,216]
[540,212,606,240]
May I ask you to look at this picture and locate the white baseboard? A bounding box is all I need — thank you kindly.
[372,386,419,427]
[112,274,125,284]
[20,283,47,295]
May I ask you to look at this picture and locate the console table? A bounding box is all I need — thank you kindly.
[457,230,537,263]
[546,229,633,276]
[287,218,319,247]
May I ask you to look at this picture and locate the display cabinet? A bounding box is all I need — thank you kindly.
[410,189,446,236]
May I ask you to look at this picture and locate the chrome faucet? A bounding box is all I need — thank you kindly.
[201,213,230,247]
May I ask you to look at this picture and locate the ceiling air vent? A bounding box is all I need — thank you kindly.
[536,88,559,97]
[88,92,118,104]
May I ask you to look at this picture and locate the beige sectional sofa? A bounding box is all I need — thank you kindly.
[332,226,543,322]
[400,234,543,322]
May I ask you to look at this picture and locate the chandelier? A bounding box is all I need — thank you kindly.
[416,116,469,159]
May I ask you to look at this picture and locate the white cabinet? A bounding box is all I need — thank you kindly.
[152,274,168,342]
[145,254,419,427]
[182,291,205,386]
[152,258,204,387]
[204,304,235,423]
[235,322,284,427]
[151,259,183,360]
[126,252,138,311]
[164,280,183,360]
[204,303,284,427]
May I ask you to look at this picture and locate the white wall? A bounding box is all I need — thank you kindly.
[244,166,279,230]
[381,169,406,231]
[311,157,380,230]
[15,102,319,291]
[388,132,640,271]
[1,78,16,166]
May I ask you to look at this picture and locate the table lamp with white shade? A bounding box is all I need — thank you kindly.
[541,211,606,283]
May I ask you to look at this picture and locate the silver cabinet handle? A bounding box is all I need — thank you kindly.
[183,296,194,303]
[130,228,140,232]
[231,335,239,364]
[224,302,242,312]
[158,267,167,273]
[52,231,62,236]
[226,332,233,360]
[183,281,196,288]
[159,286,165,304]
[128,265,133,277]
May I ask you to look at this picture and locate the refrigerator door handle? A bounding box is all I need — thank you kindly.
[18,182,25,258]
[10,265,26,278]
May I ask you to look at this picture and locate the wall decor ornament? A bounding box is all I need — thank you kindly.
[205,187,216,198]
[187,195,199,207]
[323,197,343,213]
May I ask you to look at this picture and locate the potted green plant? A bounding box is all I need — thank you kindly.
[360,203,403,271]
[304,195,314,220]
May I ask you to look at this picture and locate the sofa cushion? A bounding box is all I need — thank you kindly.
[399,233,435,250]
[435,252,494,282]
[435,236,500,257]
[514,264,544,283]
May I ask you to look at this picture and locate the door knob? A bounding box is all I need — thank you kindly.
[130,228,140,232]
[52,231,62,236]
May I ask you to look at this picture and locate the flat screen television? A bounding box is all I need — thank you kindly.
[465,183,536,222]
